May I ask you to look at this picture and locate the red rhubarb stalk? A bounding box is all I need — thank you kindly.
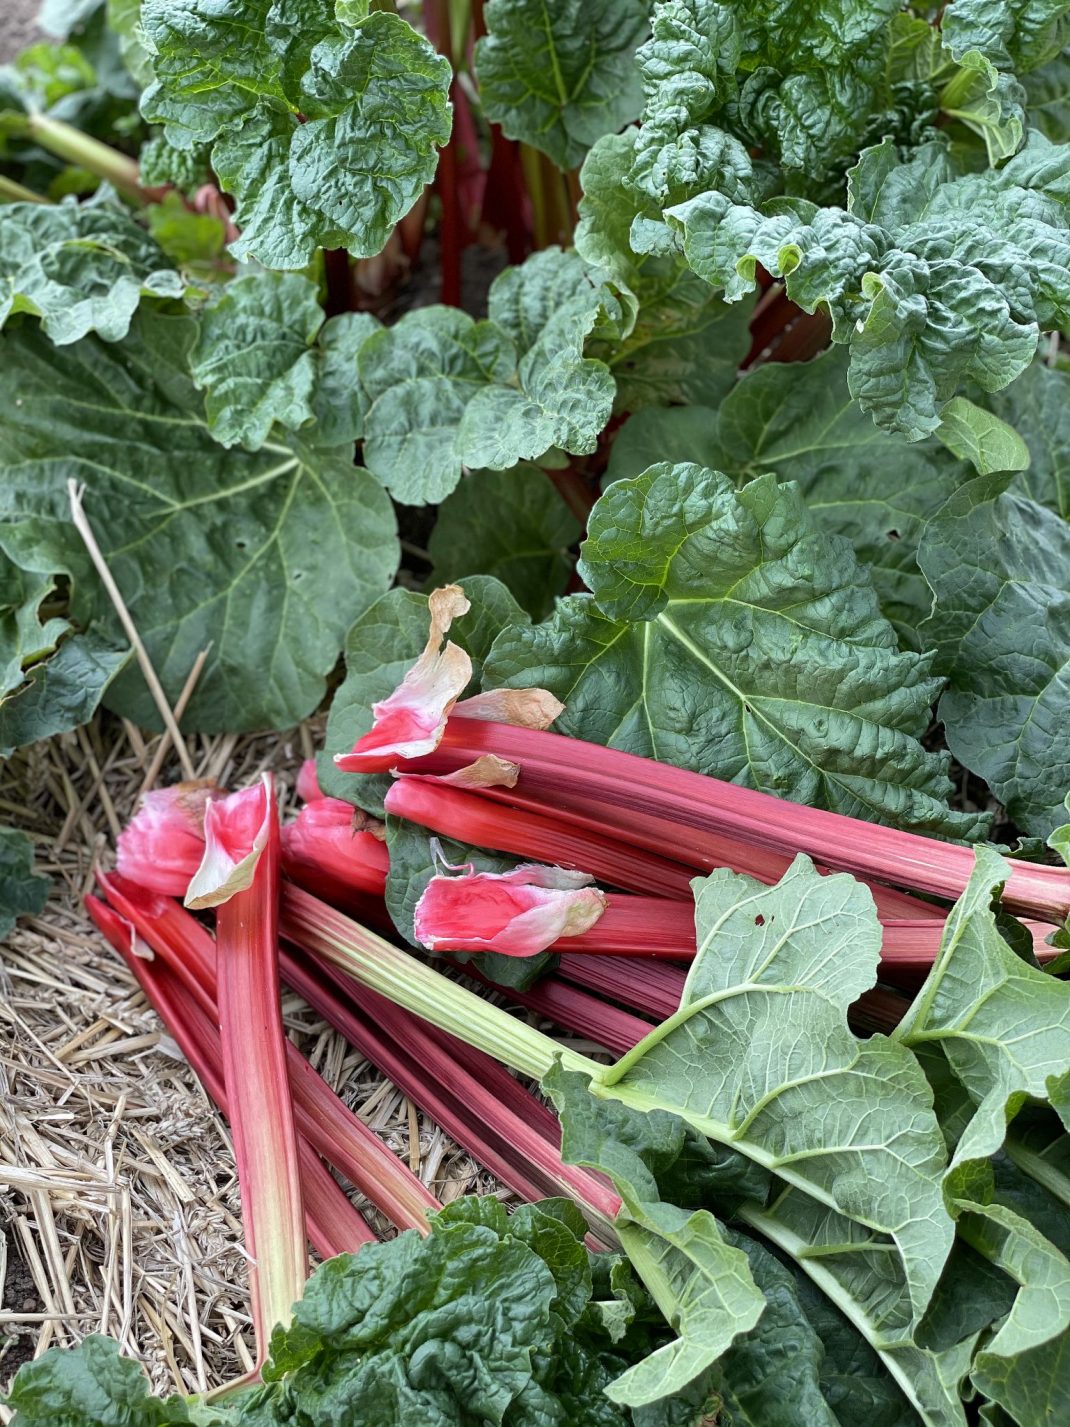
[459,962,654,1054]
[185,775,306,1353]
[404,720,1070,925]
[384,774,697,898]
[97,872,440,1233]
[85,895,375,1262]
[280,943,621,1236]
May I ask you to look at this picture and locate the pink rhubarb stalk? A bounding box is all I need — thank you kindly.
[413,860,607,956]
[401,719,1070,926]
[96,872,439,1233]
[280,797,390,921]
[384,774,697,898]
[185,775,306,1353]
[85,895,374,1262]
[116,780,224,896]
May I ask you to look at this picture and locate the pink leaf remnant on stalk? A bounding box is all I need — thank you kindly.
[414,861,607,956]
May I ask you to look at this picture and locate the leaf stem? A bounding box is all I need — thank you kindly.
[0,174,48,205]
[26,113,145,204]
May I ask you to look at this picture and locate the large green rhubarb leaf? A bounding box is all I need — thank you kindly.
[990,358,1070,519]
[546,1066,767,1407]
[0,310,398,732]
[581,857,954,1322]
[667,131,1070,444]
[919,478,1070,838]
[0,201,185,345]
[740,1192,973,1427]
[139,2,452,268]
[486,462,985,839]
[896,848,1070,1174]
[474,0,649,171]
[0,826,49,943]
[941,0,1070,72]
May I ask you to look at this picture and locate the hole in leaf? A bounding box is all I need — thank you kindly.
[755,914,765,926]
[886,529,901,541]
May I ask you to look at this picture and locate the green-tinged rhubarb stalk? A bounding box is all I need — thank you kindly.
[279,882,596,1082]
[23,113,145,204]
[186,775,306,1357]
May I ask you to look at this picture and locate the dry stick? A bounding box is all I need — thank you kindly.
[138,646,212,798]
[67,481,196,781]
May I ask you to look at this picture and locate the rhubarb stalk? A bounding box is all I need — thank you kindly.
[185,775,306,1353]
[85,894,375,1262]
[402,719,1070,925]
[97,871,440,1233]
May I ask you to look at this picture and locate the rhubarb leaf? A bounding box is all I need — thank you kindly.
[896,847,1070,1178]
[486,462,985,839]
[605,408,727,485]
[581,856,955,1320]
[0,631,130,755]
[0,825,49,942]
[189,272,325,451]
[459,249,618,472]
[1,1333,204,1425]
[140,3,452,268]
[321,577,528,810]
[545,1067,767,1408]
[712,348,965,645]
[0,309,398,732]
[1024,50,1070,139]
[990,359,1070,519]
[667,130,1070,445]
[359,307,517,504]
[307,311,380,450]
[428,465,581,621]
[919,478,1070,838]
[0,200,185,345]
[360,254,616,503]
[474,0,649,171]
[941,0,1070,71]
[741,1192,974,1427]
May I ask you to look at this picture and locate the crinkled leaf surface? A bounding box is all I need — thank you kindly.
[919,478,1070,838]
[0,310,398,732]
[0,825,49,943]
[666,131,1070,444]
[0,200,185,345]
[941,0,1070,71]
[474,0,649,170]
[546,1066,766,1408]
[990,358,1070,519]
[0,631,129,756]
[2,1332,201,1426]
[307,310,380,449]
[189,272,325,451]
[427,465,580,621]
[486,462,984,838]
[320,575,528,810]
[713,348,965,645]
[1023,49,1070,139]
[360,252,616,503]
[140,3,452,267]
[582,857,954,1322]
[896,847,1070,1174]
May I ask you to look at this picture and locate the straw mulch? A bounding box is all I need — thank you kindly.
[0,715,504,1409]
